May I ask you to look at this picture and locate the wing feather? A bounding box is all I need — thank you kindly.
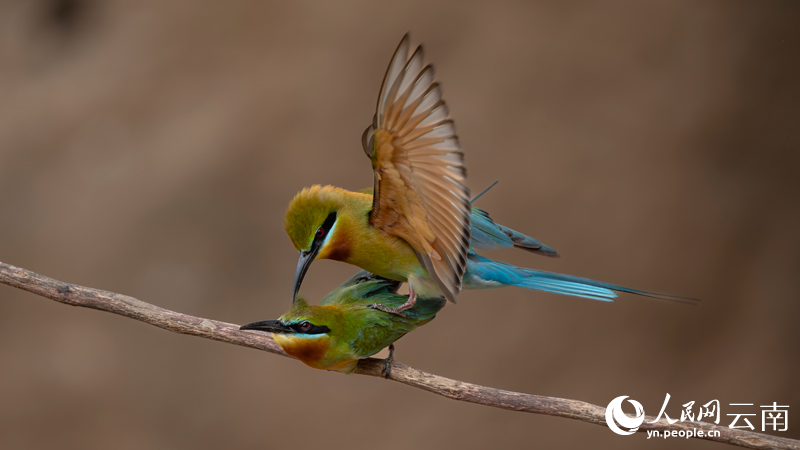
[366,34,470,303]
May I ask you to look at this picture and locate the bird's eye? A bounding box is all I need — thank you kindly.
[355,276,370,284]
[298,321,312,332]
[316,227,325,238]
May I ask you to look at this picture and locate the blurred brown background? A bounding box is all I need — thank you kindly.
[1,0,798,449]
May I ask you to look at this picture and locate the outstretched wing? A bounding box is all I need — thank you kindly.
[362,35,470,303]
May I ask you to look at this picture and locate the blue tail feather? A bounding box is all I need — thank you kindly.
[469,180,559,257]
[463,253,697,304]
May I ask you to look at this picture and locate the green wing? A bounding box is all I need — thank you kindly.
[321,270,446,359]
[346,293,446,359]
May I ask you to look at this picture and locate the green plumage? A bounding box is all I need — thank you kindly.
[268,271,445,374]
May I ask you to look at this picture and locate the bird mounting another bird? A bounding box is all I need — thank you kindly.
[241,34,695,373]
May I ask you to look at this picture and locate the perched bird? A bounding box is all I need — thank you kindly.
[286,35,693,310]
[289,182,690,304]
[241,271,446,374]
[289,34,471,311]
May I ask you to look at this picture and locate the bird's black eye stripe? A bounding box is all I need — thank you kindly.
[290,322,331,335]
[312,211,338,244]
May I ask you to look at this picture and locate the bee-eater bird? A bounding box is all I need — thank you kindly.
[241,271,446,374]
[289,34,471,311]
[286,35,693,311]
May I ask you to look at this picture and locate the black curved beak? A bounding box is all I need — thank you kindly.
[292,247,319,303]
[240,320,292,334]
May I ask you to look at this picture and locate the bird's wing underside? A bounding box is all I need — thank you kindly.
[362,34,470,303]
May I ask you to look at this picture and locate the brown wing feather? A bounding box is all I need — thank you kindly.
[366,34,471,303]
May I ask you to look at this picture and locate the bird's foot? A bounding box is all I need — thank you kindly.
[382,344,395,379]
[368,288,417,317]
[368,303,406,318]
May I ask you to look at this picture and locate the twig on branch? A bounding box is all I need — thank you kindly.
[1,261,796,450]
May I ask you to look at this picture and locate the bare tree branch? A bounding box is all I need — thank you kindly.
[1,261,797,450]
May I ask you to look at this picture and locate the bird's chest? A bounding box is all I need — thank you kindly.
[347,233,426,282]
[274,334,331,368]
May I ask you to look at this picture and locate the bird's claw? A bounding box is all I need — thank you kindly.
[367,288,416,318]
[382,344,395,379]
[368,303,407,318]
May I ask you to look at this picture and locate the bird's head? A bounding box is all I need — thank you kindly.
[241,298,337,370]
[284,185,355,302]
[240,271,402,373]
